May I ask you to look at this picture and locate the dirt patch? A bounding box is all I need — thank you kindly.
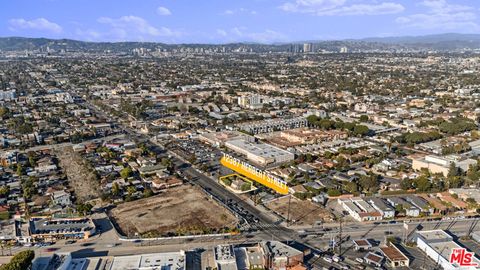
[55,147,100,203]
[111,185,238,237]
[266,195,333,226]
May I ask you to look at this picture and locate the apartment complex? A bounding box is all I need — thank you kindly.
[236,117,308,135]
[225,139,294,166]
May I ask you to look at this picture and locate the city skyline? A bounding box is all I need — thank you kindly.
[2,0,480,44]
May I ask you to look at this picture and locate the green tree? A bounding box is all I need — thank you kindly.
[344,181,358,194]
[16,164,24,176]
[447,163,460,178]
[120,167,133,179]
[161,158,173,169]
[414,176,432,192]
[0,186,9,197]
[327,189,341,197]
[306,115,319,125]
[143,188,154,198]
[127,186,136,196]
[359,174,379,193]
[0,107,9,118]
[359,115,369,122]
[77,203,93,216]
[112,182,120,196]
[0,250,34,270]
[353,125,370,136]
[400,178,413,190]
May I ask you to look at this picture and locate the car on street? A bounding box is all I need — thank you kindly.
[323,257,333,263]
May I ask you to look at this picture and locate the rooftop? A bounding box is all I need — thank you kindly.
[30,217,95,235]
[109,251,186,270]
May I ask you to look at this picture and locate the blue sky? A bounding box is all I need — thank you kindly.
[1,0,480,43]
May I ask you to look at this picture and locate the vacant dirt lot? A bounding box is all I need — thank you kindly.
[56,147,100,203]
[266,195,334,226]
[111,185,238,237]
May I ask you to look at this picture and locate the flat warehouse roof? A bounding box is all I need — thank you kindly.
[30,218,94,234]
[109,252,185,270]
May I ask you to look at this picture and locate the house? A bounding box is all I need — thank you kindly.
[51,190,71,207]
[297,164,315,174]
[368,198,395,219]
[418,194,448,215]
[380,243,410,268]
[364,252,384,268]
[339,198,382,222]
[151,177,182,191]
[352,239,372,251]
[386,197,420,217]
[312,193,328,205]
[405,195,434,215]
[289,185,308,194]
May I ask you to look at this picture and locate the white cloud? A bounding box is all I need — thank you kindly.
[280,0,345,13]
[75,28,101,41]
[97,15,180,40]
[157,6,172,16]
[8,18,62,33]
[396,0,478,30]
[225,27,287,43]
[223,8,257,15]
[279,0,404,16]
[317,2,404,16]
[216,29,227,37]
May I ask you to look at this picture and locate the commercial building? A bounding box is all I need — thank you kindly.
[261,241,304,270]
[416,230,480,270]
[199,131,252,147]
[109,251,186,270]
[33,251,186,270]
[32,253,88,270]
[411,154,476,177]
[225,139,294,166]
[303,43,312,53]
[214,245,238,270]
[28,217,96,242]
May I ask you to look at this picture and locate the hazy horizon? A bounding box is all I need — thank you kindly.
[2,0,480,44]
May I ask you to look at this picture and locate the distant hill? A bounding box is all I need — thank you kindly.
[1,33,480,52]
[359,33,480,44]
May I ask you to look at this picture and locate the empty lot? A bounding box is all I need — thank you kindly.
[266,195,334,226]
[111,185,238,237]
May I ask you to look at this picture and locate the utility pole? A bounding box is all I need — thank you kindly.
[338,216,343,255]
[286,195,292,227]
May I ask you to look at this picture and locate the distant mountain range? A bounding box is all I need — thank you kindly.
[0,33,479,52]
[359,33,480,44]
